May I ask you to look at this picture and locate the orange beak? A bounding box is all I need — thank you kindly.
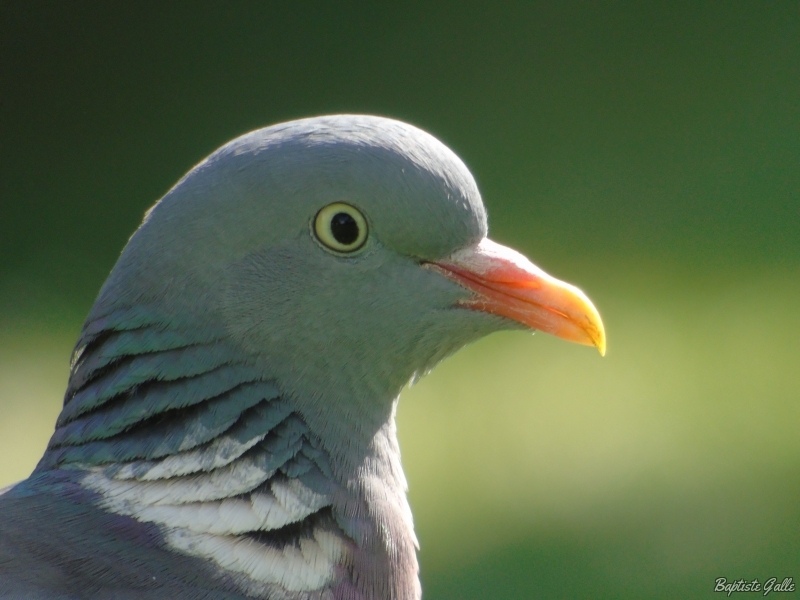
[425,238,606,355]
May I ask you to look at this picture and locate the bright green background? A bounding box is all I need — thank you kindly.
[1,3,798,598]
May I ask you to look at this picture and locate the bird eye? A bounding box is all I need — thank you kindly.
[313,203,368,253]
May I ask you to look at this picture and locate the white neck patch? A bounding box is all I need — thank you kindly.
[81,458,348,595]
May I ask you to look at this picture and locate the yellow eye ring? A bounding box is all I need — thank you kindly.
[313,203,368,253]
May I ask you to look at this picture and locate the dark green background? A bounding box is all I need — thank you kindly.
[1,2,798,598]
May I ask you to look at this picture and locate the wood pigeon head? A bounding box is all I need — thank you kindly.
[0,115,605,600]
[94,115,604,440]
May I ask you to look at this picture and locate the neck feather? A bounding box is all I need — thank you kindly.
[39,307,420,600]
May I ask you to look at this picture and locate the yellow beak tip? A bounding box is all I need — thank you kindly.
[590,325,607,357]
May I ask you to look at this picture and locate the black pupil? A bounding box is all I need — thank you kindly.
[330,212,360,246]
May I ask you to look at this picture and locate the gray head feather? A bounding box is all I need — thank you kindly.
[93,115,505,457]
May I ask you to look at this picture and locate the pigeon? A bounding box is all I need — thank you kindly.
[0,115,605,599]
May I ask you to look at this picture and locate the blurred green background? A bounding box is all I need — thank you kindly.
[1,2,798,598]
